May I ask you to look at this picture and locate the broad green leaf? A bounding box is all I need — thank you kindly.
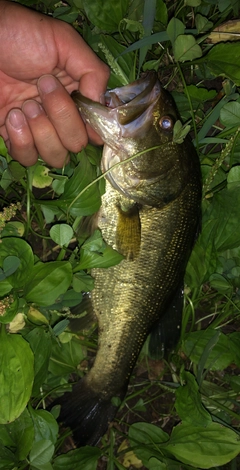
[72,271,95,292]
[174,35,202,61]
[195,14,213,33]
[155,0,168,24]
[29,439,54,466]
[82,0,129,32]
[32,162,53,188]
[53,446,101,470]
[204,42,240,85]
[0,221,25,238]
[0,326,34,424]
[0,408,34,461]
[29,408,58,445]
[78,245,124,269]
[175,371,211,426]
[185,85,217,102]
[81,229,105,252]
[227,165,240,184]
[8,161,26,181]
[166,422,240,468]
[3,255,20,277]
[0,237,34,288]
[167,18,185,45]
[26,328,52,395]
[53,5,78,23]
[129,422,169,466]
[185,0,201,5]
[0,279,12,297]
[49,335,85,376]
[50,224,73,247]
[0,445,17,469]
[48,289,83,309]
[182,329,234,370]
[220,101,240,127]
[228,332,240,367]
[24,261,72,307]
[0,137,8,157]
[58,153,101,216]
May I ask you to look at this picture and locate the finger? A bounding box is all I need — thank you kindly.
[54,22,110,101]
[37,74,88,152]
[6,109,38,166]
[22,99,69,168]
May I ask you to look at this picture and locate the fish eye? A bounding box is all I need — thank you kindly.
[159,116,174,131]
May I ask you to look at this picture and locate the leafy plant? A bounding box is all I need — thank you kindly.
[1,0,240,469]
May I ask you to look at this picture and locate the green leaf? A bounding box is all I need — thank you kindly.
[0,237,34,288]
[182,329,234,370]
[0,445,17,469]
[195,13,213,34]
[0,221,25,238]
[26,328,52,395]
[49,336,85,376]
[50,224,73,247]
[185,0,201,5]
[129,422,169,466]
[81,229,105,252]
[58,153,101,216]
[78,245,124,269]
[166,422,240,468]
[29,408,58,445]
[24,261,72,307]
[0,137,9,157]
[204,42,240,85]
[29,439,54,466]
[175,371,212,426]
[3,255,20,277]
[32,162,53,188]
[53,446,101,470]
[8,161,26,181]
[174,34,202,61]
[155,0,168,24]
[167,18,185,45]
[227,165,240,184]
[72,271,95,292]
[0,408,34,461]
[82,0,129,32]
[0,326,34,424]
[220,101,240,127]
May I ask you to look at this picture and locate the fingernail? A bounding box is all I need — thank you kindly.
[8,109,26,129]
[22,100,43,119]
[38,75,57,94]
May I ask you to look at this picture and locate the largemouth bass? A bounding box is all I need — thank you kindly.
[57,72,201,446]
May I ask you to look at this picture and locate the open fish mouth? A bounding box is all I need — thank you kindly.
[71,72,161,143]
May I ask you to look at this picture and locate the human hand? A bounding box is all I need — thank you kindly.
[0,1,109,167]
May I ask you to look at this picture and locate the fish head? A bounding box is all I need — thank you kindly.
[72,72,195,207]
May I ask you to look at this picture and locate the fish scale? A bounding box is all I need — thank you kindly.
[55,72,202,447]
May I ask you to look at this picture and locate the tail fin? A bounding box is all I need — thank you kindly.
[53,379,121,446]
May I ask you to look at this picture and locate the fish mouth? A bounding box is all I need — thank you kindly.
[72,72,161,149]
[72,72,162,199]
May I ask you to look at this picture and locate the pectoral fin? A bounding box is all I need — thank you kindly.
[116,204,141,261]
